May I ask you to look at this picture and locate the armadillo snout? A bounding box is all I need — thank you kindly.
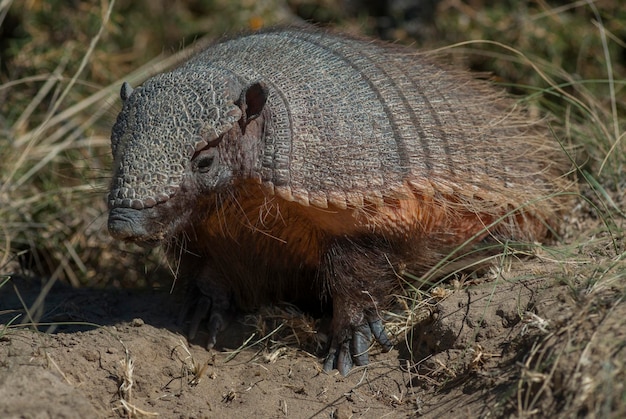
[108,207,161,246]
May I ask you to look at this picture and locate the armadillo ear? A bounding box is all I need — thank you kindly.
[120,82,134,102]
[238,81,268,124]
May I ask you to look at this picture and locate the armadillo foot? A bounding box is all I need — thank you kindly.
[323,318,393,376]
[177,283,230,349]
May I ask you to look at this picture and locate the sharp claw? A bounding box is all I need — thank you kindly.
[369,318,393,352]
[336,339,353,376]
[188,296,211,340]
[323,345,338,372]
[206,312,224,349]
[323,333,355,376]
[351,323,372,366]
[324,316,393,375]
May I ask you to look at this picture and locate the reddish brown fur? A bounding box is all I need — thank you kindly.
[180,175,560,316]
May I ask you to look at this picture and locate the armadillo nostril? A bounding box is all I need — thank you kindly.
[107,207,151,242]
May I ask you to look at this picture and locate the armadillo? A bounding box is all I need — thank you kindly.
[107,28,570,375]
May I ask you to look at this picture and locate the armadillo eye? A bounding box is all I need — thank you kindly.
[193,147,219,174]
[196,155,215,173]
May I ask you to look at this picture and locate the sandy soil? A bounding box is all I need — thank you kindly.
[5,254,617,419]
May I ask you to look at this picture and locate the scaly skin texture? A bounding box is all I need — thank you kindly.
[107,28,572,375]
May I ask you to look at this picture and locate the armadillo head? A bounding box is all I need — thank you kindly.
[107,69,268,245]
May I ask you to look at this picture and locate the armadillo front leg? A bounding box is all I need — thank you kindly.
[322,237,395,375]
[177,260,233,349]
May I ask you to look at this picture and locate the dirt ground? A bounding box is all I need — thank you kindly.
[3,232,624,419]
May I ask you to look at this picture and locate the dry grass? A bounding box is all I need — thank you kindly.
[114,345,159,418]
[501,241,625,416]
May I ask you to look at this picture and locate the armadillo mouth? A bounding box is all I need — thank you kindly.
[108,207,165,245]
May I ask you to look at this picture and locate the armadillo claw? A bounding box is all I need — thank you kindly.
[351,323,373,367]
[188,295,211,340]
[187,296,227,349]
[205,310,225,349]
[323,320,393,376]
[369,318,393,352]
[323,337,353,376]
[177,283,230,349]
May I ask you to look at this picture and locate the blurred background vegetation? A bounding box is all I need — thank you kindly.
[0,0,624,289]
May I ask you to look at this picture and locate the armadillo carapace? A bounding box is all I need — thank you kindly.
[107,28,570,375]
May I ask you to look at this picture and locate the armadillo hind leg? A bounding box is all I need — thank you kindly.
[322,237,397,375]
